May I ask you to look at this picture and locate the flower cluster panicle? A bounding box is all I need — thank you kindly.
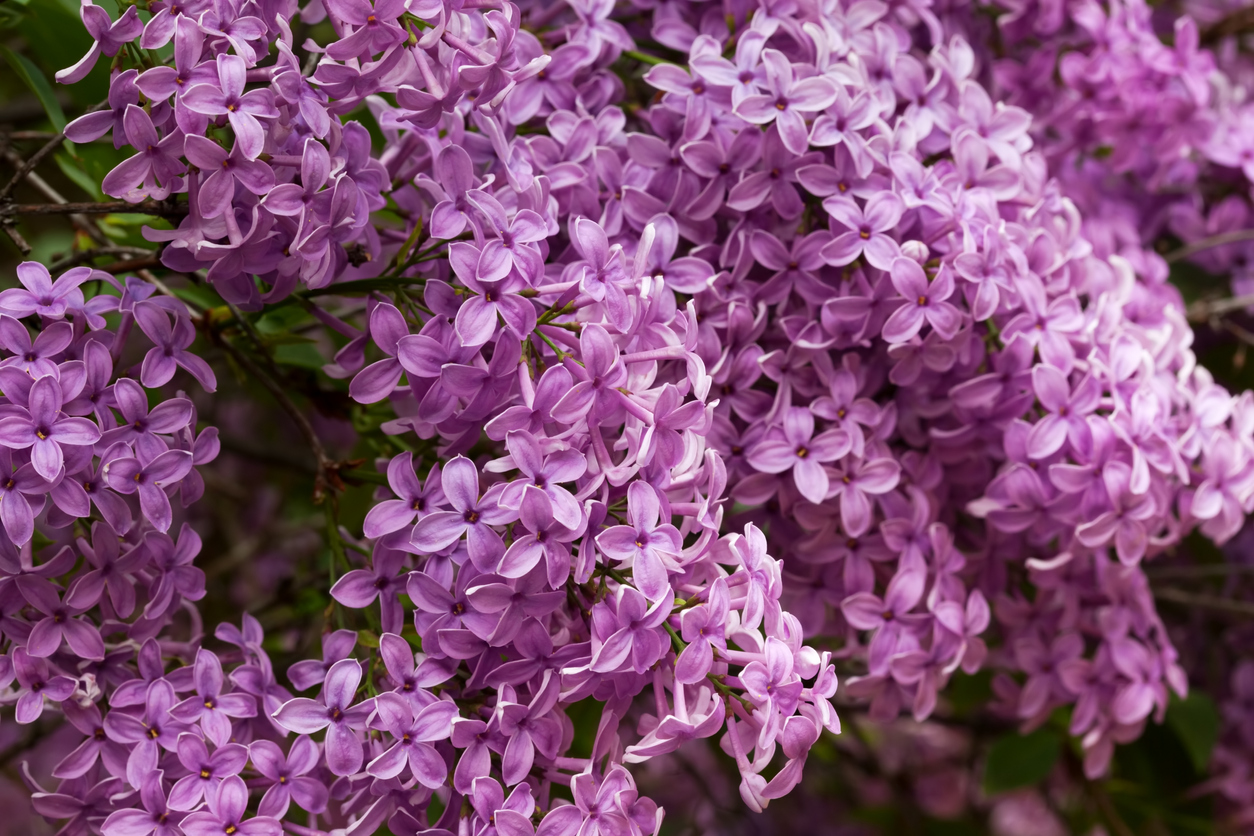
[9,0,1254,831]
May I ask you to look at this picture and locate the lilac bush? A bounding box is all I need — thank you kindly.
[0,0,1252,832]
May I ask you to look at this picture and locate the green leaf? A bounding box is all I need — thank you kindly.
[274,343,327,370]
[983,728,1060,794]
[55,153,103,199]
[1166,693,1219,774]
[0,46,67,132]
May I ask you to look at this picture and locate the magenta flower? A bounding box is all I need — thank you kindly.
[411,456,514,571]
[104,449,194,532]
[366,692,458,786]
[747,407,851,504]
[596,482,682,601]
[0,262,92,320]
[734,49,839,154]
[250,737,329,819]
[819,193,905,270]
[169,649,258,746]
[588,584,674,674]
[11,647,76,724]
[182,54,279,159]
[881,258,964,343]
[272,658,372,776]
[181,775,281,836]
[0,375,101,481]
[101,106,185,203]
[56,1,143,84]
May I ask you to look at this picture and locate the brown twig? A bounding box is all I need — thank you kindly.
[0,130,70,204]
[1165,228,1254,265]
[0,200,189,217]
[1202,7,1254,44]
[1187,293,1254,322]
[0,219,31,255]
[1145,563,1254,580]
[1153,586,1254,617]
[48,245,156,272]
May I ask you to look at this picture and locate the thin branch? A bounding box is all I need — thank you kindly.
[0,200,188,217]
[49,245,156,272]
[1153,586,1254,617]
[1,146,111,247]
[0,220,30,255]
[1165,228,1254,265]
[1145,564,1254,580]
[1187,293,1254,322]
[1202,7,1254,43]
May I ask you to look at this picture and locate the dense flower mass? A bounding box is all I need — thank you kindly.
[1,0,1254,831]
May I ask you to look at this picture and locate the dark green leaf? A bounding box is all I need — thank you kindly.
[1166,693,1219,774]
[983,728,1060,794]
[0,45,67,132]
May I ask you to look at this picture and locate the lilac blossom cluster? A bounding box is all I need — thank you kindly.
[9,0,1254,831]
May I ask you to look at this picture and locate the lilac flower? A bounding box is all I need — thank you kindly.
[881,259,964,343]
[588,584,674,674]
[0,262,91,320]
[12,647,76,723]
[676,577,730,684]
[411,457,514,571]
[15,575,105,660]
[366,692,458,786]
[841,565,928,673]
[169,649,258,746]
[1027,367,1101,459]
[250,737,328,819]
[63,520,145,618]
[726,125,820,218]
[596,482,682,601]
[501,430,586,529]
[183,136,276,219]
[181,775,281,836]
[448,241,538,346]
[55,700,129,779]
[740,638,805,743]
[819,193,905,271]
[56,2,143,84]
[0,317,72,377]
[101,106,185,203]
[100,771,185,836]
[329,544,408,634]
[827,457,901,537]
[747,407,851,504]
[182,54,279,159]
[104,449,194,532]
[100,378,193,461]
[734,49,839,154]
[167,734,249,811]
[324,0,408,60]
[273,658,372,776]
[0,375,101,481]
[287,629,357,692]
[104,680,189,789]
[134,303,217,392]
